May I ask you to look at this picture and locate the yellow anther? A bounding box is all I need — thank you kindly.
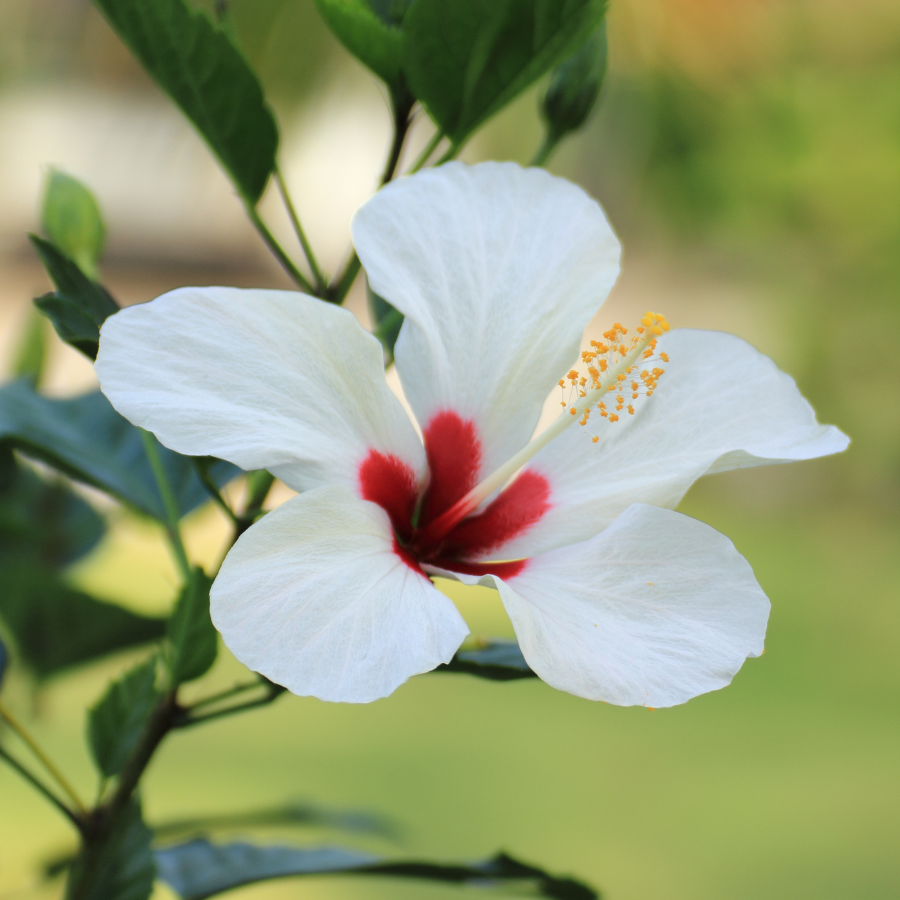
[628,405,635,415]
[592,435,599,443]
[569,407,577,415]
[660,352,669,362]
[609,413,619,422]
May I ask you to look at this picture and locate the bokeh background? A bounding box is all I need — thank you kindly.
[1,0,898,898]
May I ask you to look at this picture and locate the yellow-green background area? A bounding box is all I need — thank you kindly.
[0,1,898,898]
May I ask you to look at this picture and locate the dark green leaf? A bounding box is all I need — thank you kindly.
[167,569,217,685]
[0,563,166,680]
[435,639,537,681]
[402,0,607,146]
[0,460,105,568]
[0,379,239,520]
[41,170,106,280]
[541,21,608,142]
[88,657,160,777]
[155,841,598,900]
[67,800,155,900]
[30,235,118,360]
[153,802,396,841]
[314,0,404,91]
[93,0,278,204]
[13,309,48,385]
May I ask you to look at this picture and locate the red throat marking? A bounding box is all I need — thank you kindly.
[357,413,550,581]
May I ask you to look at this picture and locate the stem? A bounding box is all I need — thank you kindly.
[245,203,315,294]
[328,254,362,306]
[0,744,83,832]
[176,684,286,729]
[408,129,444,174]
[434,142,461,166]
[530,132,559,167]
[275,167,327,293]
[192,459,239,527]
[140,430,191,581]
[182,679,264,713]
[0,703,86,813]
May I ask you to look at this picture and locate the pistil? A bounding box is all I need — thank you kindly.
[417,312,670,545]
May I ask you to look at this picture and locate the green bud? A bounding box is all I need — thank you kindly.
[541,21,608,142]
[40,169,106,281]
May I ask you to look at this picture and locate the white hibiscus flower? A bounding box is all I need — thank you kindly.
[95,162,848,706]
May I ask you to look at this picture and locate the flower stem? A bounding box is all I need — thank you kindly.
[530,133,559,167]
[275,166,327,293]
[140,430,190,581]
[245,203,316,294]
[176,682,286,728]
[408,129,444,174]
[0,743,83,832]
[0,703,86,813]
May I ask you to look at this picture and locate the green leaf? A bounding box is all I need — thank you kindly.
[67,800,156,900]
[435,639,538,681]
[88,657,160,777]
[0,459,105,568]
[155,841,598,900]
[0,379,239,520]
[402,0,607,146]
[30,234,118,360]
[314,0,405,91]
[41,169,106,280]
[167,568,217,685]
[93,0,278,204]
[541,21,608,142]
[0,563,166,680]
[13,309,48,385]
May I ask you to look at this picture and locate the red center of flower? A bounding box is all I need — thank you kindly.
[358,410,550,581]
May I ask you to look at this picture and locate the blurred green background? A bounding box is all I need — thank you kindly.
[0,0,897,898]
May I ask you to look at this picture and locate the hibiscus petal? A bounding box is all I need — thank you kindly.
[96,287,426,494]
[352,161,621,482]
[482,329,849,560]
[451,504,769,707]
[211,486,469,703]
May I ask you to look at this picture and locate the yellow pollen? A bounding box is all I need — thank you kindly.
[569,407,577,415]
[592,435,599,443]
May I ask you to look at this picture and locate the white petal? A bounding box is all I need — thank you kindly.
[96,287,425,493]
[485,329,849,560]
[352,161,621,477]
[211,486,469,703]
[471,504,769,707]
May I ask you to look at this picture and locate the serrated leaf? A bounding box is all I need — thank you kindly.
[41,169,106,280]
[167,569,217,685]
[435,639,537,681]
[67,800,155,900]
[0,563,166,680]
[93,0,278,204]
[155,841,598,900]
[403,0,607,146]
[88,657,160,777]
[0,379,239,520]
[314,0,404,91]
[30,235,118,360]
